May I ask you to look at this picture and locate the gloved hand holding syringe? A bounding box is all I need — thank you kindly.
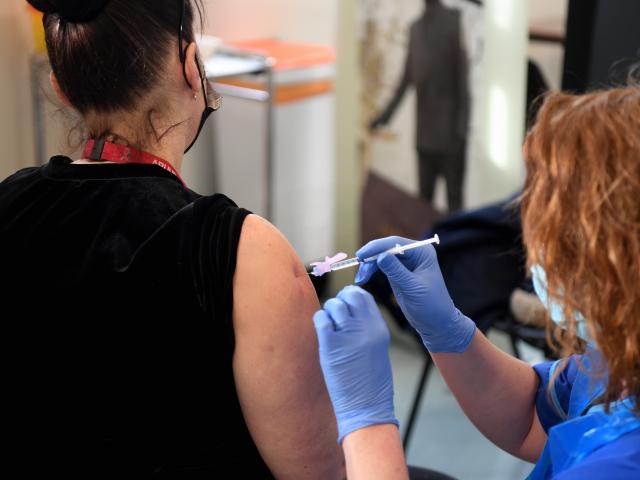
[309,234,440,277]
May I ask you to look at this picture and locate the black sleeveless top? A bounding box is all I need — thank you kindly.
[0,156,274,478]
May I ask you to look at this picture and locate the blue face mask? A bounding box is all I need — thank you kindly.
[530,265,596,346]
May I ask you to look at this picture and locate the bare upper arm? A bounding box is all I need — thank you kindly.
[515,406,548,463]
[232,214,345,479]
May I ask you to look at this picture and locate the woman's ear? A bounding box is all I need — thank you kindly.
[184,42,202,96]
[49,72,72,108]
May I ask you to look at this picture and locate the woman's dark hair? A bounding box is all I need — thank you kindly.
[28,0,204,115]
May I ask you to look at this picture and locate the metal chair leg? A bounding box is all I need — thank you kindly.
[509,333,521,360]
[403,353,434,451]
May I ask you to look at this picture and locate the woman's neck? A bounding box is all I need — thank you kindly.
[76,135,185,172]
[78,110,188,173]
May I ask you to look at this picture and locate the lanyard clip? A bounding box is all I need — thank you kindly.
[88,138,106,161]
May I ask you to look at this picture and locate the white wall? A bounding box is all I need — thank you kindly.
[0,1,35,179]
[528,0,568,90]
[1,1,90,180]
[331,0,361,291]
[473,0,529,205]
[529,0,568,25]
[204,0,338,46]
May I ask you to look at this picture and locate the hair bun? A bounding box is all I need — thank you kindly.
[27,0,110,23]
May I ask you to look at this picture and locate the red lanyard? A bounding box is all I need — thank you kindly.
[82,139,186,187]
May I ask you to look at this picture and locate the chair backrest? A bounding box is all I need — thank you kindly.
[361,171,444,246]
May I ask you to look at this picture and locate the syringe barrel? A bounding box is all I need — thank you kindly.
[329,257,361,272]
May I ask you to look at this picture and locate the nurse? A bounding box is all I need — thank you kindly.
[314,86,640,479]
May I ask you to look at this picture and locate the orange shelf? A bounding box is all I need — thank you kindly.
[226,38,335,71]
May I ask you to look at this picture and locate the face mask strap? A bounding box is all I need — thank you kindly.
[178,0,219,153]
[184,55,217,154]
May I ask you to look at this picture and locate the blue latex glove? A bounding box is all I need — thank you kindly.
[313,286,399,444]
[354,236,476,353]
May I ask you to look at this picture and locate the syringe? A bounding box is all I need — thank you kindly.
[326,234,440,274]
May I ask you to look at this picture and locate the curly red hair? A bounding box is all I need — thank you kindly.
[521,86,640,411]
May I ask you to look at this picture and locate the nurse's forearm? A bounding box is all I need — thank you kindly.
[431,331,542,460]
[342,425,409,480]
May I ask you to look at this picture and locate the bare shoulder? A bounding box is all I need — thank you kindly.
[234,215,311,320]
[231,214,344,479]
[235,214,307,280]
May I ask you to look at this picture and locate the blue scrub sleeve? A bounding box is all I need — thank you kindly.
[532,356,580,433]
[553,428,640,480]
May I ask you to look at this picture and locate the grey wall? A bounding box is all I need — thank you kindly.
[589,0,640,87]
[563,0,640,91]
